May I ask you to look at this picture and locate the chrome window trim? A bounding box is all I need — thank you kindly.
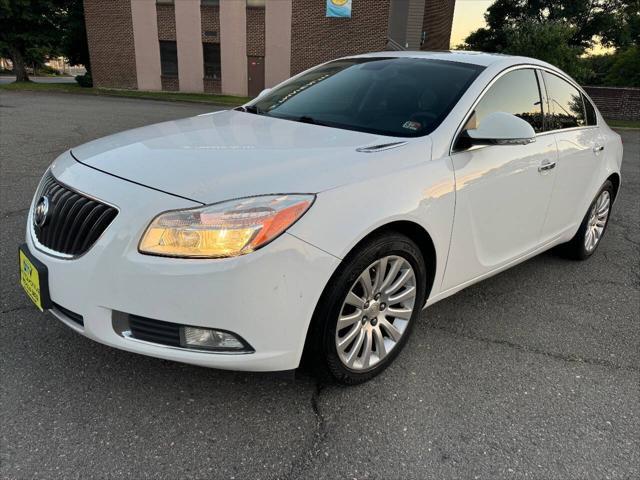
[29,170,120,261]
[449,64,600,156]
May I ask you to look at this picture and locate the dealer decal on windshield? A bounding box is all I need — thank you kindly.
[402,121,421,131]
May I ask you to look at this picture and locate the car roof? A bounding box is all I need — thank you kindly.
[348,50,550,69]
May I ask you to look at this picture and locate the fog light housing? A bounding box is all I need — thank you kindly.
[180,326,252,352]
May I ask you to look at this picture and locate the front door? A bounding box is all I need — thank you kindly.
[247,56,265,98]
[442,68,558,290]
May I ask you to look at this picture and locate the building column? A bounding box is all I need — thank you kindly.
[131,0,162,91]
[175,0,204,92]
[220,0,248,96]
[265,0,292,88]
[84,0,137,89]
[406,0,426,49]
[422,0,456,50]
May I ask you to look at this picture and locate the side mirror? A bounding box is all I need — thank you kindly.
[257,88,271,99]
[464,112,536,146]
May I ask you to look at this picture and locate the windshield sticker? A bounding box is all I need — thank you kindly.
[402,121,421,131]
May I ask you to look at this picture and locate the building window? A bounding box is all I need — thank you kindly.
[246,0,265,8]
[159,41,178,77]
[203,43,221,79]
[201,0,219,6]
[156,0,174,4]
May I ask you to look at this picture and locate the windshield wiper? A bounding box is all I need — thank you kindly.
[235,105,262,114]
[297,115,329,127]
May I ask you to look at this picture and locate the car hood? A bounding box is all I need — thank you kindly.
[71,110,430,204]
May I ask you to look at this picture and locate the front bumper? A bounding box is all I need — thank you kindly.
[25,152,340,371]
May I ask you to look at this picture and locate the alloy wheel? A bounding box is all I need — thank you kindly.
[335,255,417,371]
[585,190,610,253]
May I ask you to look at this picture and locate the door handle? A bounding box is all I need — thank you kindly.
[538,160,556,173]
[593,144,605,153]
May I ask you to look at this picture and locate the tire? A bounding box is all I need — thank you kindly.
[306,232,428,385]
[556,180,614,260]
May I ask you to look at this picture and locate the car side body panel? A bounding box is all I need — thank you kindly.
[288,135,457,302]
[442,137,559,290]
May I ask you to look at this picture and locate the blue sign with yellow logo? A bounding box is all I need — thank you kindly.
[326,0,352,18]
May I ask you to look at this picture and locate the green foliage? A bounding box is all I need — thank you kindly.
[59,0,91,73]
[0,0,67,80]
[462,0,634,52]
[580,54,616,85]
[605,46,640,87]
[461,1,639,86]
[0,0,88,81]
[502,20,590,81]
[75,72,92,88]
[599,0,640,48]
[579,47,640,87]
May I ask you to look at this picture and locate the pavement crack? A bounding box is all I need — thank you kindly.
[1,305,32,314]
[284,379,328,480]
[430,325,639,373]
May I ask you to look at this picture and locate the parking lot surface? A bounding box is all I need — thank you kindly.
[1,91,638,479]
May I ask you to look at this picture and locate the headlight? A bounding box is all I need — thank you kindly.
[139,194,315,258]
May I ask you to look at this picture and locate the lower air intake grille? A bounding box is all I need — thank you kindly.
[53,303,84,327]
[33,172,118,256]
[129,315,181,347]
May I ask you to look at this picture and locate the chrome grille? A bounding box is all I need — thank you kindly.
[32,172,118,256]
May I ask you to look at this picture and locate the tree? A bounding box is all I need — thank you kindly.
[599,0,640,48]
[59,0,91,75]
[0,0,67,82]
[605,46,640,86]
[462,0,635,52]
[460,0,639,86]
[502,20,589,80]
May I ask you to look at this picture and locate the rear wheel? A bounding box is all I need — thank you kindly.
[557,180,614,260]
[308,233,428,385]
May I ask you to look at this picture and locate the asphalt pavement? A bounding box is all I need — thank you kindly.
[1,91,638,479]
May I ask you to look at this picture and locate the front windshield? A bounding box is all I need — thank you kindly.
[248,57,484,137]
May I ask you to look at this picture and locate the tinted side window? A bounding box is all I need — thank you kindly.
[473,69,544,133]
[583,94,597,125]
[543,72,586,130]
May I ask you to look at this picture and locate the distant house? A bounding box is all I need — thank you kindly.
[0,58,13,72]
[83,0,456,96]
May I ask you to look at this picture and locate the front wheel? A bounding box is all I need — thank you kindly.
[308,233,428,385]
[557,180,614,260]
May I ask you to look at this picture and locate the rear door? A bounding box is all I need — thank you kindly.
[539,71,603,241]
[442,68,558,290]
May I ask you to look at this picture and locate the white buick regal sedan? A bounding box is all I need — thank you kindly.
[20,52,623,384]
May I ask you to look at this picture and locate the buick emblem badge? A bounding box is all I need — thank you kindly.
[34,196,50,228]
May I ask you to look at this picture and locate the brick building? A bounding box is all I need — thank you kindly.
[84,0,456,97]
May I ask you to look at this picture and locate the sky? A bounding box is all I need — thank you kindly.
[450,0,493,48]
